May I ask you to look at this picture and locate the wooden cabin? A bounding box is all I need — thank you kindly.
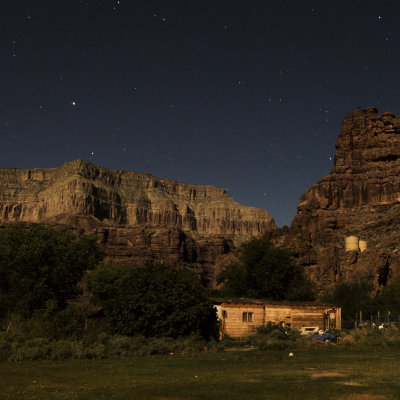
[214,299,341,338]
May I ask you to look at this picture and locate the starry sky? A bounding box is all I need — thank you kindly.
[2,1,400,227]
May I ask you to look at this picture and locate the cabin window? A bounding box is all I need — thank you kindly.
[242,312,253,322]
[222,310,227,319]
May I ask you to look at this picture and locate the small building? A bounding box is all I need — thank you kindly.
[214,298,341,338]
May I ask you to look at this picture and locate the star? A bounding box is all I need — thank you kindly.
[71,101,76,106]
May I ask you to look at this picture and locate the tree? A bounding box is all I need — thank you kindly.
[216,236,315,301]
[87,263,219,339]
[320,280,375,329]
[376,275,400,314]
[0,224,103,319]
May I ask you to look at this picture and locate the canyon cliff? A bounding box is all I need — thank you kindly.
[0,160,275,282]
[3,107,400,292]
[286,107,400,291]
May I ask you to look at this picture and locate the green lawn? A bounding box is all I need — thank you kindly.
[1,347,399,400]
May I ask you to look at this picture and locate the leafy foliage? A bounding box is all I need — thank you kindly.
[320,279,375,328]
[376,275,400,313]
[25,300,87,340]
[216,236,315,300]
[87,263,218,339]
[0,224,103,319]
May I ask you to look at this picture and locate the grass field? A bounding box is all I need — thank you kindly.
[1,346,399,400]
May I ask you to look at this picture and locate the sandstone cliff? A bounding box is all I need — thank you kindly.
[0,160,275,281]
[287,107,400,291]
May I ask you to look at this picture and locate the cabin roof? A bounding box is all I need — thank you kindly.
[212,297,339,308]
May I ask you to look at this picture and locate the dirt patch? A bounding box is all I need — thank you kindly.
[155,398,197,400]
[311,372,348,378]
[337,381,364,387]
[224,347,255,352]
[335,395,386,400]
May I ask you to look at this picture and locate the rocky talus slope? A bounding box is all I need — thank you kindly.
[0,160,275,281]
[286,107,400,291]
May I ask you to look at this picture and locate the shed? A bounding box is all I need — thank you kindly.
[214,298,341,338]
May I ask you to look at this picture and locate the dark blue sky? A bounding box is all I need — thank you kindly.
[1,1,400,226]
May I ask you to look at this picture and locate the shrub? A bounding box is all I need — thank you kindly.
[84,342,106,359]
[256,322,300,341]
[88,263,218,339]
[108,336,131,357]
[13,338,51,361]
[0,341,10,361]
[18,301,88,340]
[49,340,75,360]
[340,326,400,347]
[0,224,103,319]
[257,338,293,350]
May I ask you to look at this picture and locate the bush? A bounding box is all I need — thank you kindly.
[340,326,400,347]
[49,340,76,360]
[9,301,88,341]
[0,224,103,319]
[4,325,400,361]
[88,263,218,339]
[256,322,301,341]
[0,341,10,361]
[108,336,131,357]
[14,338,51,361]
[257,338,293,350]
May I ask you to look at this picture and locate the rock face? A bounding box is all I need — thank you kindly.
[287,107,400,291]
[0,160,275,282]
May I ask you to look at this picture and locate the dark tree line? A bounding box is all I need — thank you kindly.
[321,277,400,328]
[4,224,399,338]
[0,224,103,319]
[0,224,218,339]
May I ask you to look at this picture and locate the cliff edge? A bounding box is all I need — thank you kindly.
[287,107,400,291]
[0,160,276,281]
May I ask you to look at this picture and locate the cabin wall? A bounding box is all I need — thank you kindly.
[217,304,264,338]
[264,306,293,327]
[216,303,341,338]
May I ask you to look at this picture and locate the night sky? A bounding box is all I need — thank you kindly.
[2,1,400,227]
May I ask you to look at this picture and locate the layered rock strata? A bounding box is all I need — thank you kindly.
[287,107,400,291]
[0,160,275,281]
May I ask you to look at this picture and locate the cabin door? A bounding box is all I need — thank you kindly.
[328,310,336,329]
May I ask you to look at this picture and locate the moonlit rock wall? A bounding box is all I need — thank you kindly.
[0,160,276,282]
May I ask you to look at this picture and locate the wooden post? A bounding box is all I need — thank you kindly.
[360,311,362,324]
[378,311,380,325]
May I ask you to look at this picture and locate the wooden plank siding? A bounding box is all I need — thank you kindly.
[215,301,341,338]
